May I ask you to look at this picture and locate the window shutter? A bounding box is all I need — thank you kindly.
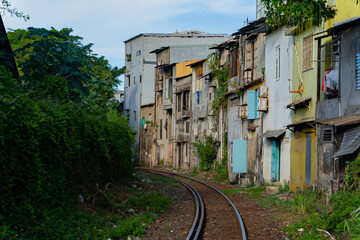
[356,52,360,90]
[247,90,258,119]
[233,139,247,173]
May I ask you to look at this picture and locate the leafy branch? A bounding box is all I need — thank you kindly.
[0,0,29,21]
[261,0,336,28]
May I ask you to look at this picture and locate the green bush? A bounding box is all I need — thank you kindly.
[191,135,217,171]
[0,71,136,238]
[293,188,319,214]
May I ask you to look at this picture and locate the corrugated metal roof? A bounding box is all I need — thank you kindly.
[263,129,286,138]
[334,125,360,157]
[318,114,360,126]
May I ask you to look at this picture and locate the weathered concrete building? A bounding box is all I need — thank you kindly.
[147,38,229,167]
[262,27,293,184]
[124,32,229,156]
[316,16,360,192]
[188,59,217,168]
[230,17,267,185]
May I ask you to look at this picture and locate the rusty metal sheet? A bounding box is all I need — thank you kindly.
[334,125,360,157]
[318,114,360,126]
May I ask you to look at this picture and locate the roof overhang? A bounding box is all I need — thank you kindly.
[286,120,315,132]
[317,114,360,127]
[334,125,360,157]
[286,97,312,111]
[262,129,286,138]
[328,16,360,36]
[232,17,269,36]
[150,46,170,54]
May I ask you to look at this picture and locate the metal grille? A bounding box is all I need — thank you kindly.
[323,129,332,142]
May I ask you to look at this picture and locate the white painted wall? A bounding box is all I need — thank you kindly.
[263,27,293,183]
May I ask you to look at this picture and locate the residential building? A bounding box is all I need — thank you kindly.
[262,27,293,184]
[124,32,229,157]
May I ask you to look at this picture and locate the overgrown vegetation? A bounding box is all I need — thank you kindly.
[206,51,229,121]
[262,158,360,239]
[191,135,217,171]
[0,25,136,239]
[261,0,337,28]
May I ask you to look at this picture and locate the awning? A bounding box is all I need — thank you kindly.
[286,120,315,131]
[318,114,360,127]
[334,125,360,157]
[286,97,312,111]
[232,17,268,36]
[262,129,286,138]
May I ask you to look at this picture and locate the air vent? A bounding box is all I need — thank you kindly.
[323,129,332,142]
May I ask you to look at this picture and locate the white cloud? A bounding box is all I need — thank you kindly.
[2,0,255,68]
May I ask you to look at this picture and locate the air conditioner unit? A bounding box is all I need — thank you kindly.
[259,85,268,98]
[257,97,268,112]
[238,105,247,119]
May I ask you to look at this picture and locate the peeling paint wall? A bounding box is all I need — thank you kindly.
[262,26,293,184]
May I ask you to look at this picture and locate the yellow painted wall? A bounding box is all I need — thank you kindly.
[175,59,202,78]
[291,25,319,123]
[327,0,360,28]
[290,24,320,190]
[290,128,317,191]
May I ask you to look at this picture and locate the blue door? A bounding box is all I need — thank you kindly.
[233,139,247,173]
[271,139,280,181]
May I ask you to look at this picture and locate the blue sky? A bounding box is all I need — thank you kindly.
[2,0,256,89]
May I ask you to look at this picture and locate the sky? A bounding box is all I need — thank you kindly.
[2,0,256,89]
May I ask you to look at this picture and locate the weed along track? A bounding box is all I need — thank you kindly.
[137,168,247,240]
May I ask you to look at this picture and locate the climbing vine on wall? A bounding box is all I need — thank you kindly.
[206,51,229,122]
[261,0,337,28]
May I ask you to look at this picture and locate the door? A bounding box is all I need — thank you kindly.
[271,139,280,181]
[233,139,247,173]
[305,133,312,185]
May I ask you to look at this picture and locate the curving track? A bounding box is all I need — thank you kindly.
[136,167,247,240]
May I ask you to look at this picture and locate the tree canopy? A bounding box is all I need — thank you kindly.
[8,27,125,105]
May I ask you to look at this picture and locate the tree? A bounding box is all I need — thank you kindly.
[0,0,29,21]
[8,27,123,105]
[261,0,337,28]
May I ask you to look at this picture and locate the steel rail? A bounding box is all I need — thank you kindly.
[138,167,248,240]
[137,169,205,240]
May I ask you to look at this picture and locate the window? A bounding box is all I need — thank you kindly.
[148,113,152,121]
[356,52,360,90]
[166,78,172,99]
[177,94,181,112]
[276,46,280,80]
[303,35,313,71]
[186,121,190,133]
[160,119,162,139]
[134,111,136,121]
[247,90,258,119]
[209,92,212,101]
[183,92,189,111]
[140,75,142,83]
[133,76,136,84]
[136,50,141,56]
[127,75,130,87]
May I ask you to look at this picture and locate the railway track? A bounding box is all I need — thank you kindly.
[136,167,247,240]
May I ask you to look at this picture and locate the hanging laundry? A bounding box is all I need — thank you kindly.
[321,68,339,97]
